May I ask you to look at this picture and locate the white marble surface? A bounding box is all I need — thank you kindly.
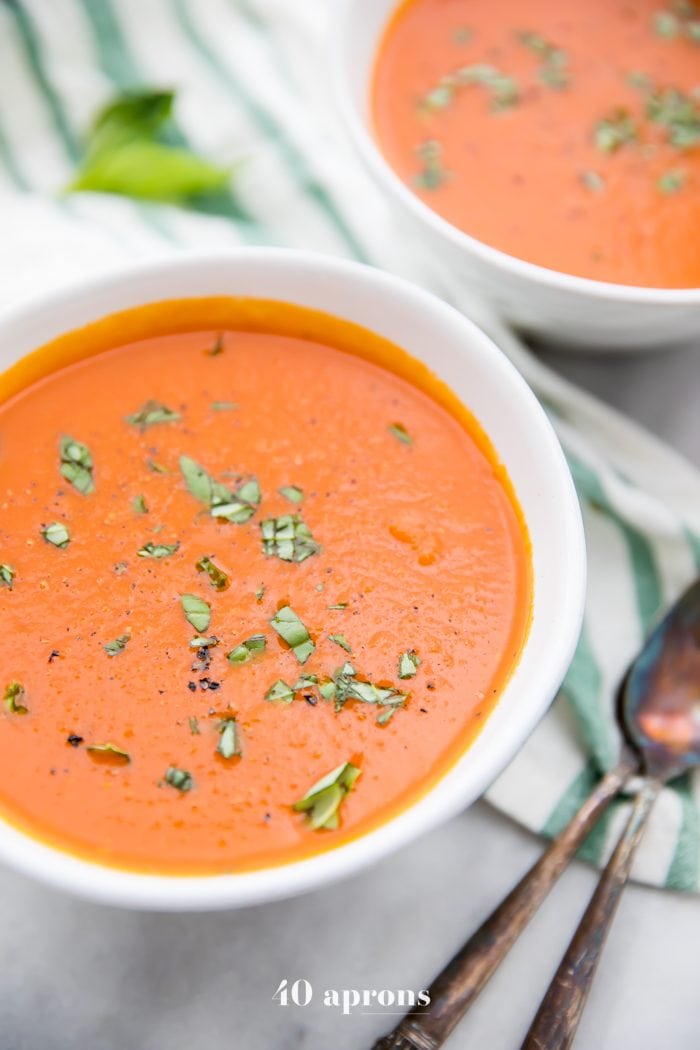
[3,342,698,1050]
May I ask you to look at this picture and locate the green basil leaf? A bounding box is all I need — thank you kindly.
[260,514,320,562]
[270,606,315,664]
[196,555,230,591]
[189,716,200,735]
[255,584,265,603]
[279,485,304,504]
[181,593,211,633]
[227,634,267,665]
[189,635,219,649]
[132,494,148,514]
[41,522,70,548]
[398,649,421,679]
[4,680,28,714]
[60,435,94,494]
[211,400,238,411]
[88,89,175,147]
[293,761,361,830]
[137,541,180,559]
[87,741,130,763]
[328,634,352,654]
[388,422,412,446]
[0,564,16,590]
[264,679,295,704]
[104,634,130,657]
[70,139,230,202]
[125,399,180,429]
[146,459,169,474]
[217,718,240,759]
[164,765,193,791]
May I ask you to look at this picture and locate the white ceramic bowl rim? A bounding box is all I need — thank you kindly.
[0,249,586,910]
[331,0,700,305]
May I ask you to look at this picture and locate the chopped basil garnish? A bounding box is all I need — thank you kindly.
[227,634,267,664]
[104,634,130,657]
[189,635,219,649]
[594,110,637,153]
[4,681,27,714]
[265,679,295,704]
[580,170,606,193]
[179,455,261,523]
[164,765,193,791]
[125,399,180,429]
[516,31,569,90]
[255,584,265,603]
[211,400,238,411]
[420,63,520,115]
[653,10,679,37]
[646,86,700,148]
[59,435,94,495]
[324,662,408,723]
[196,555,230,591]
[181,593,211,633]
[132,494,148,514]
[0,564,15,590]
[41,522,70,548]
[293,761,361,830]
[205,334,224,356]
[189,716,200,735]
[146,459,169,474]
[293,673,319,690]
[137,541,180,559]
[270,606,315,664]
[212,478,261,524]
[328,634,352,654]
[217,718,240,759]
[398,649,421,679]
[658,169,686,194]
[87,742,130,763]
[279,485,304,504]
[261,514,321,563]
[388,422,412,446]
[414,139,450,190]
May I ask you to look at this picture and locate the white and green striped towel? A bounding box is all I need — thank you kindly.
[1,0,699,891]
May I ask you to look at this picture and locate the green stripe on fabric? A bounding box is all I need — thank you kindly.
[667,774,700,891]
[6,0,80,161]
[567,451,663,629]
[0,117,29,190]
[77,0,263,235]
[172,0,369,261]
[559,622,616,772]
[576,796,626,868]
[541,758,600,839]
[541,756,623,868]
[684,528,700,572]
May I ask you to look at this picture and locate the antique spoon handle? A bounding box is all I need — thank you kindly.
[521,779,659,1050]
[371,758,635,1050]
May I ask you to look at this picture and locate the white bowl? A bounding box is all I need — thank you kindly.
[332,0,700,352]
[0,250,585,909]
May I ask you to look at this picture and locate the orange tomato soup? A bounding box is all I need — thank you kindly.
[373,0,700,287]
[0,299,530,874]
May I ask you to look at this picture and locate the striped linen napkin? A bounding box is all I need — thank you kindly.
[1,0,699,891]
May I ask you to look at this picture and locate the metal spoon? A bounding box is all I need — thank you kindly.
[521,577,700,1049]
[372,578,700,1050]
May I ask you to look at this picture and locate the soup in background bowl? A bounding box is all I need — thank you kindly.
[0,250,584,909]
[333,0,700,350]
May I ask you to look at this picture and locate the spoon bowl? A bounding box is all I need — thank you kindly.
[622,579,700,781]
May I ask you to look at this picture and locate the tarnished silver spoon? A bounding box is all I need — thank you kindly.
[372,578,700,1050]
[522,577,700,1049]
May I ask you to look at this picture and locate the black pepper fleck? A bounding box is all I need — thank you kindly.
[67,734,83,747]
